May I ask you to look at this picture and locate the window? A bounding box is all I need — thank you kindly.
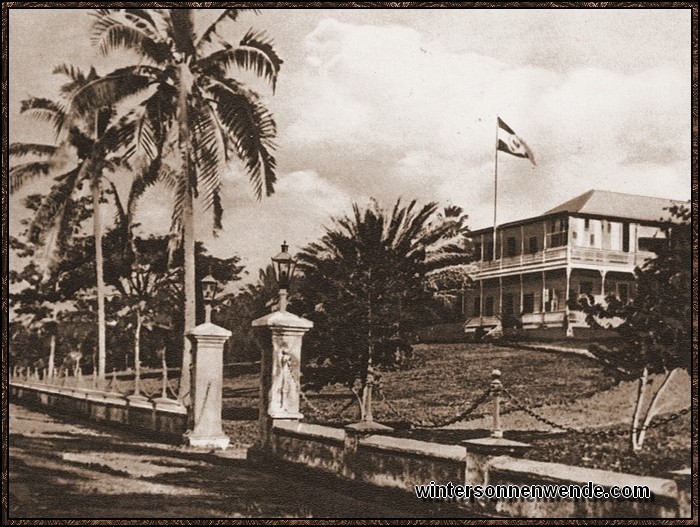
[473,297,481,317]
[543,288,558,312]
[590,234,595,245]
[473,243,482,260]
[622,223,630,252]
[529,237,538,254]
[579,282,593,295]
[584,218,590,229]
[572,231,577,240]
[484,242,494,261]
[506,237,517,257]
[484,297,494,316]
[607,222,611,233]
[522,293,535,313]
[618,284,629,304]
[502,294,514,315]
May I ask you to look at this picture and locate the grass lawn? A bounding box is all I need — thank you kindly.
[219,343,691,477]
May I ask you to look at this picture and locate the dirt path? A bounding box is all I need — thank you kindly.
[8,403,461,519]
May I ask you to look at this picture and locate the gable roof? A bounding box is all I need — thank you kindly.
[543,189,685,223]
[469,189,687,236]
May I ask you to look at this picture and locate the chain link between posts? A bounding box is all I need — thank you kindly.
[503,387,691,438]
[295,375,355,422]
[378,385,493,429]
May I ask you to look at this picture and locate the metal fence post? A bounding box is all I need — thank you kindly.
[490,369,503,438]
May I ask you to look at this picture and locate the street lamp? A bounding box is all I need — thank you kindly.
[271,241,296,312]
[201,274,218,323]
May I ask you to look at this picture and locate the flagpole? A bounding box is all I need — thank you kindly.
[493,117,499,261]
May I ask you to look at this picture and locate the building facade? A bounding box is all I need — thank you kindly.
[463,190,682,335]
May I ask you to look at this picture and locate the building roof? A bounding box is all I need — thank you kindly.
[543,189,685,222]
[469,189,687,236]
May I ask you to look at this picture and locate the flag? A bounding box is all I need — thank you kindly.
[497,117,536,165]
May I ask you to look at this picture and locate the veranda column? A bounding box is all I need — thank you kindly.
[566,267,574,337]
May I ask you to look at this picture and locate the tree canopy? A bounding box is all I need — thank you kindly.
[293,199,470,389]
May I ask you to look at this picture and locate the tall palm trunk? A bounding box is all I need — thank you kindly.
[88,161,107,382]
[180,189,196,404]
[48,333,56,380]
[178,61,196,406]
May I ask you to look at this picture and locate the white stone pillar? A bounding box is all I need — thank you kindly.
[185,322,232,450]
[252,310,312,447]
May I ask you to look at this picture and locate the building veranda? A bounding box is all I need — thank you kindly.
[462,189,687,336]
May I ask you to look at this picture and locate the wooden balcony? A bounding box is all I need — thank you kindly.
[473,246,656,277]
[569,247,655,268]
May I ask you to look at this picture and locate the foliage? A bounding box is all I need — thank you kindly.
[217,265,278,363]
[9,63,137,379]
[294,199,471,389]
[10,258,98,372]
[10,194,244,372]
[569,204,691,450]
[80,8,281,399]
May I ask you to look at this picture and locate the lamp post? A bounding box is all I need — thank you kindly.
[271,241,296,312]
[184,272,231,449]
[252,243,313,450]
[201,274,217,323]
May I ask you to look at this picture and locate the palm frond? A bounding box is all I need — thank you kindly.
[196,8,259,48]
[53,63,90,97]
[69,66,157,118]
[9,143,57,159]
[105,177,128,233]
[190,107,224,192]
[168,9,196,56]
[20,97,66,135]
[91,9,170,63]
[166,174,188,258]
[236,30,283,91]
[209,81,277,200]
[126,155,162,223]
[9,162,54,193]
[199,31,282,92]
[122,8,159,36]
[104,85,174,161]
[27,166,82,245]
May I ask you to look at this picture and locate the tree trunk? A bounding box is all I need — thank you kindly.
[631,366,648,452]
[134,309,143,396]
[178,60,196,407]
[637,368,678,449]
[90,166,107,383]
[48,334,56,380]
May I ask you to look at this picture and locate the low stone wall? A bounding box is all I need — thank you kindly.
[10,381,188,438]
[264,421,688,519]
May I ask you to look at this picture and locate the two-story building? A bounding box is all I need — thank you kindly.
[463,189,684,335]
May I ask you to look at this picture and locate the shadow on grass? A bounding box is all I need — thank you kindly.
[222,407,259,421]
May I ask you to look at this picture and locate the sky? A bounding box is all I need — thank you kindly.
[8,7,693,286]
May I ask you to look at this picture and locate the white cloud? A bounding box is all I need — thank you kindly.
[195,170,352,282]
[282,18,690,232]
[9,11,691,287]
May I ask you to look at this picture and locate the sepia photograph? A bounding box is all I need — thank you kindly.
[4,4,696,521]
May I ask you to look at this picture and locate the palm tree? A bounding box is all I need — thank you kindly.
[72,9,281,402]
[296,199,464,392]
[9,65,131,382]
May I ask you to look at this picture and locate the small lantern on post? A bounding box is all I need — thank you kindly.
[271,241,296,312]
[201,274,218,323]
